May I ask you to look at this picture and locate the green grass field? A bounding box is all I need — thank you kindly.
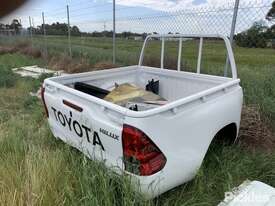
[0,36,275,205]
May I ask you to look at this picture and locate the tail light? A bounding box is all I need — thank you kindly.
[122,125,166,176]
[41,87,49,118]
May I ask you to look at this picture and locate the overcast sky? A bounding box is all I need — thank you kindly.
[0,0,273,35]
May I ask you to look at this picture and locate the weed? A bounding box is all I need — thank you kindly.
[0,66,18,88]
[238,105,275,153]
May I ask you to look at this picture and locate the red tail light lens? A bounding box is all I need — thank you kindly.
[41,87,49,118]
[122,125,166,176]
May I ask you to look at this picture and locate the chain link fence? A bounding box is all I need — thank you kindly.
[0,0,274,75]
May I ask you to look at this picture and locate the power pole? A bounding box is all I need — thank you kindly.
[29,16,33,47]
[113,0,116,64]
[67,5,72,57]
[42,12,48,58]
[103,22,106,38]
[224,0,240,77]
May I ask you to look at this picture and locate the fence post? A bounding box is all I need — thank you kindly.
[113,0,116,64]
[197,37,203,74]
[29,16,33,48]
[161,37,165,69]
[42,12,48,58]
[177,38,183,71]
[67,5,72,57]
[224,0,240,77]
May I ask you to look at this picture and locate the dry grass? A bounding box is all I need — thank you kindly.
[0,42,118,74]
[20,47,42,58]
[48,55,91,73]
[93,61,118,70]
[47,55,72,71]
[0,46,17,55]
[238,105,275,153]
[0,42,42,58]
[48,55,118,73]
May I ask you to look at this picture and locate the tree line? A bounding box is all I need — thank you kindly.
[0,19,22,34]
[31,22,81,36]
[235,1,275,48]
[0,19,147,38]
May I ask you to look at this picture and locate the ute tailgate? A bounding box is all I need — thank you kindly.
[43,82,125,170]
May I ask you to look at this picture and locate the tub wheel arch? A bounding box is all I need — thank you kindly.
[203,123,238,162]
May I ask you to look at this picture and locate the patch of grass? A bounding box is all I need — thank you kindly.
[0,53,45,69]
[239,66,275,122]
[0,40,42,59]
[0,66,18,88]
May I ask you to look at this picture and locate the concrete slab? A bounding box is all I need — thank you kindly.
[12,65,66,79]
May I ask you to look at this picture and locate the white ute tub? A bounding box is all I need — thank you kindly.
[42,34,243,198]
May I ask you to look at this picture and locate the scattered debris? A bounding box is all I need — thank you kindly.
[219,180,275,206]
[12,65,68,99]
[103,83,166,109]
[30,87,42,99]
[143,100,168,105]
[146,79,159,95]
[12,65,67,79]
[238,105,275,153]
[72,80,167,111]
[126,101,161,111]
